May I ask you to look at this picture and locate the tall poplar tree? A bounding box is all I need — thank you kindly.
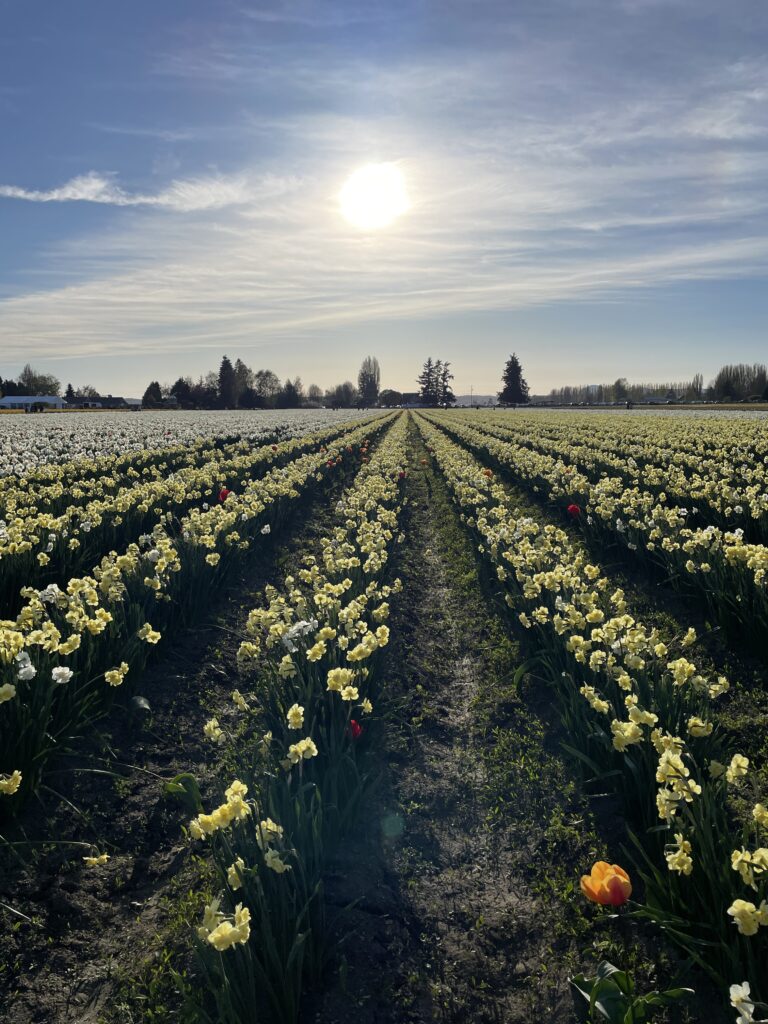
[358,356,381,406]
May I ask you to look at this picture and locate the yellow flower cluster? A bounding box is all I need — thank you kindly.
[0,415,390,807]
[0,769,22,795]
[189,779,252,839]
[186,415,407,987]
[427,411,768,636]
[198,898,251,951]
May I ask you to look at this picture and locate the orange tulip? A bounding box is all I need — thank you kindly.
[580,861,632,906]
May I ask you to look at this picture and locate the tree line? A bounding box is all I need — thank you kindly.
[0,364,63,398]
[547,364,768,404]
[4,355,767,411]
[141,355,385,410]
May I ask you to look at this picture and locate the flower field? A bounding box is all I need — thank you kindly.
[1,408,767,1024]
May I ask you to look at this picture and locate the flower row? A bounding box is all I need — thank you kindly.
[414,412,767,999]
[427,412,768,655]
[0,413,390,815]
[0,414,382,615]
[181,413,408,1021]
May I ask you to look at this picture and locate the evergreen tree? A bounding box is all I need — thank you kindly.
[498,353,530,405]
[358,356,381,406]
[417,357,437,405]
[65,383,75,403]
[218,355,238,408]
[433,359,444,402]
[438,361,455,405]
[142,381,163,408]
[418,357,455,405]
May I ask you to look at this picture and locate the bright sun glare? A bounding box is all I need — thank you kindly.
[339,163,410,230]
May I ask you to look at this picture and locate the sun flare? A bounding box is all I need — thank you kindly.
[339,163,409,230]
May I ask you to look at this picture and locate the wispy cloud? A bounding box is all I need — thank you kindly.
[86,123,202,142]
[0,170,299,211]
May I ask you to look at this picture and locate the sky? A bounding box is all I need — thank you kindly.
[1,0,767,398]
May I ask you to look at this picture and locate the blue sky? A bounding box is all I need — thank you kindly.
[1,0,767,397]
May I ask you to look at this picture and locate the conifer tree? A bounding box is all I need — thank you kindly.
[417,357,437,405]
[142,381,163,408]
[438,361,456,406]
[498,353,530,405]
[218,355,238,408]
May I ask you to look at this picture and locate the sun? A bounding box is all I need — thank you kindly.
[339,163,409,230]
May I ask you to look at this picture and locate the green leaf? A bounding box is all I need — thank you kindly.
[589,978,631,1024]
[164,772,203,812]
[512,656,542,687]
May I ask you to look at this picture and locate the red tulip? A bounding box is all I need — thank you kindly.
[347,719,363,741]
[219,487,231,502]
[567,503,581,519]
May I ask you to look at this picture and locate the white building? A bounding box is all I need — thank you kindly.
[0,395,66,411]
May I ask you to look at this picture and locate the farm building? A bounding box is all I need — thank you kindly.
[0,395,66,411]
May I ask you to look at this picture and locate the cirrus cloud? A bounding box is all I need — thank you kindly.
[0,170,296,212]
